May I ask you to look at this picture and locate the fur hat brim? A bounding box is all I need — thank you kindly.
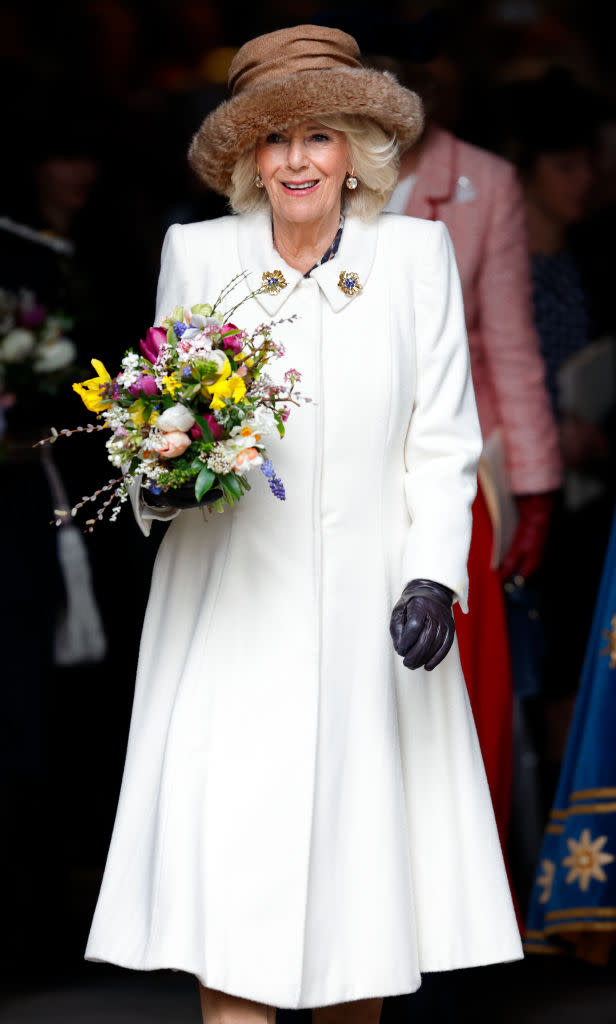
[188,67,424,196]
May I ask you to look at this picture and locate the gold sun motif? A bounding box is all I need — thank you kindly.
[262,269,287,295]
[536,859,556,904]
[562,829,615,892]
[600,613,616,669]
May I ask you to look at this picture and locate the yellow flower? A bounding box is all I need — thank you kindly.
[161,374,182,396]
[72,358,113,413]
[208,373,246,410]
[206,356,246,410]
[128,399,148,426]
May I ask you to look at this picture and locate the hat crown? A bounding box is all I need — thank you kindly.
[228,24,362,96]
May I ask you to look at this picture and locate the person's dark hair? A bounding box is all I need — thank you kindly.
[491,68,603,172]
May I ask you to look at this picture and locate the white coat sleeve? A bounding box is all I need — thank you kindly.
[402,221,483,613]
[130,223,187,536]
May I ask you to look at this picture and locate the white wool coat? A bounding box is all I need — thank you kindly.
[85,210,523,1008]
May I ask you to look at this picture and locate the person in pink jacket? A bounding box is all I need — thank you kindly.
[390,123,562,504]
[387,120,563,854]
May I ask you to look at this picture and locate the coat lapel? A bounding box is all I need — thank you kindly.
[310,214,378,313]
[405,127,457,220]
[236,211,304,317]
[236,210,379,316]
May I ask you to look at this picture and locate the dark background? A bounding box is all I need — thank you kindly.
[1,1,616,1020]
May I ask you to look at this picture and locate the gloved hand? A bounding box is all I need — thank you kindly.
[389,578,455,671]
[142,481,224,511]
[499,491,555,583]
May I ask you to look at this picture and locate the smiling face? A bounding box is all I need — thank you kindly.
[255,120,350,230]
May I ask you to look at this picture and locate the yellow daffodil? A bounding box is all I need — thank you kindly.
[72,359,113,413]
[207,365,247,410]
[161,375,182,397]
[128,399,148,426]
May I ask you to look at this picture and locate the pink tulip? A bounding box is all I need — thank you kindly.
[140,326,167,364]
[221,323,245,355]
[190,413,223,441]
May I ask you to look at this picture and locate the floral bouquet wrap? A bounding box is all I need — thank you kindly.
[38,274,307,530]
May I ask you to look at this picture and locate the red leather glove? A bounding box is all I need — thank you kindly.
[499,492,555,582]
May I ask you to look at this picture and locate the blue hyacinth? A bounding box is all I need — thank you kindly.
[173,321,187,338]
[261,460,286,500]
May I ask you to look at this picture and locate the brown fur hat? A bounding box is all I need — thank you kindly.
[188,24,424,196]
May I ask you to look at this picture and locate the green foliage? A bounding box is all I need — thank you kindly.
[195,466,217,501]
[219,472,243,504]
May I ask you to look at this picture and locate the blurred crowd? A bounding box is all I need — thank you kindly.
[2,0,616,994]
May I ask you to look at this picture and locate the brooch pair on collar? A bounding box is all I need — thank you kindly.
[261,269,362,297]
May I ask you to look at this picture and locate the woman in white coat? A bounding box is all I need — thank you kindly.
[85,24,523,1023]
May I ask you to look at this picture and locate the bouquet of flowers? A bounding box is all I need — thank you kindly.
[0,288,78,438]
[37,274,308,530]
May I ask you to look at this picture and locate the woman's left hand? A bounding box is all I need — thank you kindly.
[389,579,455,671]
[142,481,224,510]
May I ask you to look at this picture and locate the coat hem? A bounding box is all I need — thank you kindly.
[84,951,423,1008]
[83,946,523,1009]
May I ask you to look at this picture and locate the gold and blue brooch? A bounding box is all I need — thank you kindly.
[338,271,362,297]
[262,269,287,295]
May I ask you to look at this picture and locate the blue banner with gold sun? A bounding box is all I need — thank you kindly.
[525,504,616,964]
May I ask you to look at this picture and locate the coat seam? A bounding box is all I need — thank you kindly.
[385,223,420,955]
[296,280,324,1003]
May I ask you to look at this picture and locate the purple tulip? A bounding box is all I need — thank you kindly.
[139,326,167,365]
[128,373,160,397]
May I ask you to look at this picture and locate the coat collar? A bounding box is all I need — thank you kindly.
[236,210,378,315]
[403,126,457,219]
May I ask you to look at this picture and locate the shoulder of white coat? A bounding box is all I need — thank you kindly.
[378,212,451,270]
[379,211,448,248]
[167,214,237,253]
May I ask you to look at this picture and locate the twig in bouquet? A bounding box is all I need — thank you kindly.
[211,270,253,315]
[34,423,107,447]
[222,284,281,324]
[51,475,126,531]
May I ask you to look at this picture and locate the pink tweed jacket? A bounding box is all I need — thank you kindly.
[402,127,562,495]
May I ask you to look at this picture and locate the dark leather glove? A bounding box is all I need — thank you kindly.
[499,491,555,583]
[142,481,223,511]
[389,578,455,671]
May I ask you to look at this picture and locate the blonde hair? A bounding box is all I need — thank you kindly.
[228,114,400,221]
